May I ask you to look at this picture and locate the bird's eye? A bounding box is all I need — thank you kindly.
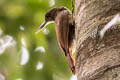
[46,14,49,18]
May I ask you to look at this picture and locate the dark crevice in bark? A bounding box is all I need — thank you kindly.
[92,64,120,80]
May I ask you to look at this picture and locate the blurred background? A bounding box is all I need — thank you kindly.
[0,0,76,80]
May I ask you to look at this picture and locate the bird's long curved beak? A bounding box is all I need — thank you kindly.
[36,21,47,34]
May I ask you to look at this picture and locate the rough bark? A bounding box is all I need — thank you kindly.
[75,0,120,80]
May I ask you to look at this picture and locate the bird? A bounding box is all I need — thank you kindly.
[37,7,76,74]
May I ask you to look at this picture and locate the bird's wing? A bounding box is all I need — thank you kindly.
[55,10,70,55]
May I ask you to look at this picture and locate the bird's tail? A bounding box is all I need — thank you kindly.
[66,52,76,74]
[61,47,75,74]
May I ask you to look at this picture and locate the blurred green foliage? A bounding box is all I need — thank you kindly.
[0,0,74,80]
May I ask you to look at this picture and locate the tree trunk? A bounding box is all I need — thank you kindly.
[75,0,120,80]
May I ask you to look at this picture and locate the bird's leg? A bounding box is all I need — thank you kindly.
[66,52,76,74]
[71,0,74,17]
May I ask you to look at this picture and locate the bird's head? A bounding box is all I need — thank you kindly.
[36,7,67,33]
